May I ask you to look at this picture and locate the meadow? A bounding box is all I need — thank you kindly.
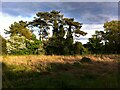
[1,55,120,88]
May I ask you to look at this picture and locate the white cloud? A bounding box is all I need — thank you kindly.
[75,24,104,44]
[0,12,35,38]
[78,12,118,44]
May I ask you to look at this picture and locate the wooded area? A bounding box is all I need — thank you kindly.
[1,10,120,55]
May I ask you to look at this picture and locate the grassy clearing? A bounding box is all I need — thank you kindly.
[1,55,120,88]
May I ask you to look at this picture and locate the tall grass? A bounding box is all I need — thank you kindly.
[2,55,119,88]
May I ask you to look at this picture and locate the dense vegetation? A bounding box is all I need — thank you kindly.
[1,10,119,55]
[85,21,120,54]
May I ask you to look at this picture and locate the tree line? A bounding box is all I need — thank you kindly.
[1,10,120,55]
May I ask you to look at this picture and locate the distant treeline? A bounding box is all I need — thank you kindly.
[1,11,120,55]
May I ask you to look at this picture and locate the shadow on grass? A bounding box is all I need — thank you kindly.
[2,58,120,89]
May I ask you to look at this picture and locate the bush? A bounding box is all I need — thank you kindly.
[44,37,72,55]
[80,57,92,63]
[73,42,88,55]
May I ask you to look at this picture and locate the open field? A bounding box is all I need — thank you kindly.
[1,55,120,88]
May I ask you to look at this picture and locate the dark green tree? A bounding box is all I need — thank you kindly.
[25,35,41,54]
[86,20,120,54]
[74,42,88,55]
[103,20,120,53]
[0,35,7,55]
[38,11,87,55]
[63,18,87,55]
[5,21,32,40]
[86,31,103,54]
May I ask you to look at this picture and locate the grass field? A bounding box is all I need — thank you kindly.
[1,55,120,88]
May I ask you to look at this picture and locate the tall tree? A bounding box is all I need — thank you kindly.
[103,20,120,53]
[63,18,87,54]
[86,31,103,54]
[5,21,32,40]
[35,11,86,55]
[29,10,63,41]
[86,20,120,54]
[5,10,87,55]
[5,21,42,55]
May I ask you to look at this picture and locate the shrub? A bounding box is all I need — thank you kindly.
[73,42,89,55]
[80,57,92,63]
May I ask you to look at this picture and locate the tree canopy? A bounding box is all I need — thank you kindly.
[85,20,120,54]
[2,11,120,55]
[5,21,33,40]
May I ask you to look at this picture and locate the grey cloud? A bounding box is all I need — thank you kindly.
[1,2,118,24]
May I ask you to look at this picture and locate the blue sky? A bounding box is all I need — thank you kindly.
[0,2,118,43]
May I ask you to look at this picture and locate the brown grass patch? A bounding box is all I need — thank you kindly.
[2,54,119,73]
[2,54,119,65]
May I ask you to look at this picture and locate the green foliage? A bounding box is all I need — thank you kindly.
[4,11,120,55]
[86,20,120,54]
[73,42,88,55]
[44,37,67,55]
[26,38,42,55]
[44,37,88,55]
[5,21,32,40]
[5,10,87,55]
[86,31,103,54]
[32,10,87,55]
[0,35,7,55]
[103,20,120,53]
[65,37,74,55]
[6,34,42,55]
[6,35,28,54]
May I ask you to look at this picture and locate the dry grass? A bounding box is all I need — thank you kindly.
[2,55,81,65]
[2,54,119,88]
[1,54,119,73]
[2,54,119,65]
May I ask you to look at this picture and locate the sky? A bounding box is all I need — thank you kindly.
[0,2,118,44]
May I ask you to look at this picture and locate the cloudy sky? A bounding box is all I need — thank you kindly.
[0,2,118,43]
